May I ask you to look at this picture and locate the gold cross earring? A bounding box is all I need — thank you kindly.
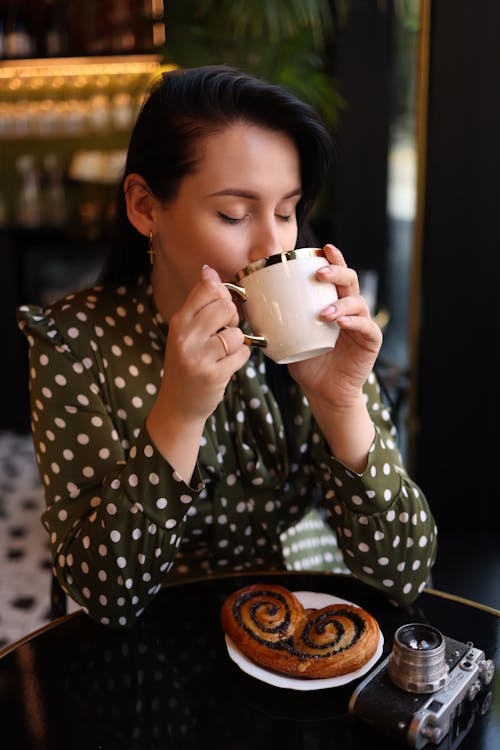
[148,231,155,265]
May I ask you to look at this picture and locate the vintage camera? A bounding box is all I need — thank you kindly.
[349,623,494,748]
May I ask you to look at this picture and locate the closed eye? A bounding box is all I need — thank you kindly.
[217,211,295,224]
[217,212,243,225]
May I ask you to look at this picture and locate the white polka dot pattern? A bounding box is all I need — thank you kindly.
[17,277,437,628]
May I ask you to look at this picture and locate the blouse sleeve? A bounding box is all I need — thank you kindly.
[18,305,206,629]
[309,371,438,607]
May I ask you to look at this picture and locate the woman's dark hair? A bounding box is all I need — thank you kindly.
[101,65,333,282]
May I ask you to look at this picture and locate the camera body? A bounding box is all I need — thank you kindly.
[349,624,494,748]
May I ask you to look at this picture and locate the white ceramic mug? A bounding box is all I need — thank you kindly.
[224,248,339,364]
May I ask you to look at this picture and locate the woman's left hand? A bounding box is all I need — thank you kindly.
[288,244,383,409]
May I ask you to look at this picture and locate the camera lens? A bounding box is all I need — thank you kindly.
[397,624,442,651]
[388,623,449,693]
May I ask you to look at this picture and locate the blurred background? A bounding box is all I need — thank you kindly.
[0,0,498,646]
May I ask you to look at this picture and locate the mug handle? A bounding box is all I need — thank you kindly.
[223,282,268,348]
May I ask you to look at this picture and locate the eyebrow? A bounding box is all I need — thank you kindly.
[207,188,302,200]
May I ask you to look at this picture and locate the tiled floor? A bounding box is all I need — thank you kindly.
[0,431,53,649]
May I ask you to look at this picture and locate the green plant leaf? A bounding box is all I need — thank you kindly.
[156,0,341,126]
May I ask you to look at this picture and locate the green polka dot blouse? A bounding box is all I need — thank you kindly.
[17,276,437,628]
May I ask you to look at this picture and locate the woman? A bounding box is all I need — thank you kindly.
[18,66,436,628]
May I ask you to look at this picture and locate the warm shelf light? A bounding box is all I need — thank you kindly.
[0,55,175,140]
[0,55,164,81]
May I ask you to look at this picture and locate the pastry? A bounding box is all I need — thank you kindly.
[221,583,380,678]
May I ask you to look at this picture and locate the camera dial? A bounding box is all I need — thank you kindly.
[388,624,449,693]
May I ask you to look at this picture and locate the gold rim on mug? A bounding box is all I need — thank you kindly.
[235,248,325,280]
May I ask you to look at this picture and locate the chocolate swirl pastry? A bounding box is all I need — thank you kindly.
[221,584,380,678]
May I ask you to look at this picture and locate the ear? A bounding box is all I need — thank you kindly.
[123,173,156,237]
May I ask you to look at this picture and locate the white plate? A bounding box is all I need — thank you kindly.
[225,590,384,691]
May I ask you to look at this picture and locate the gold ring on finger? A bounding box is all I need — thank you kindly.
[216,332,229,357]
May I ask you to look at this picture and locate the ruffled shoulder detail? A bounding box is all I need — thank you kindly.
[17,303,45,327]
[18,304,81,363]
[17,304,61,342]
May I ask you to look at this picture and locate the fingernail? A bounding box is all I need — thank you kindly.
[322,305,337,319]
[201,264,212,278]
[317,266,330,276]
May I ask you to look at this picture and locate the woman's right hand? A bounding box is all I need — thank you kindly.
[163,264,250,419]
[146,265,250,481]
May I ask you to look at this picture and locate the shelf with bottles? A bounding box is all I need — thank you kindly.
[1,144,124,236]
[0,1,166,60]
[0,53,162,139]
[0,53,170,230]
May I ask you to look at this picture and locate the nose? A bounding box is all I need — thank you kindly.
[248,219,285,264]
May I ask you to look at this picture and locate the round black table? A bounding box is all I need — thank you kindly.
[0,572,498,750]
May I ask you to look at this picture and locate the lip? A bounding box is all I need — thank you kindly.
[235,248,324,280]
